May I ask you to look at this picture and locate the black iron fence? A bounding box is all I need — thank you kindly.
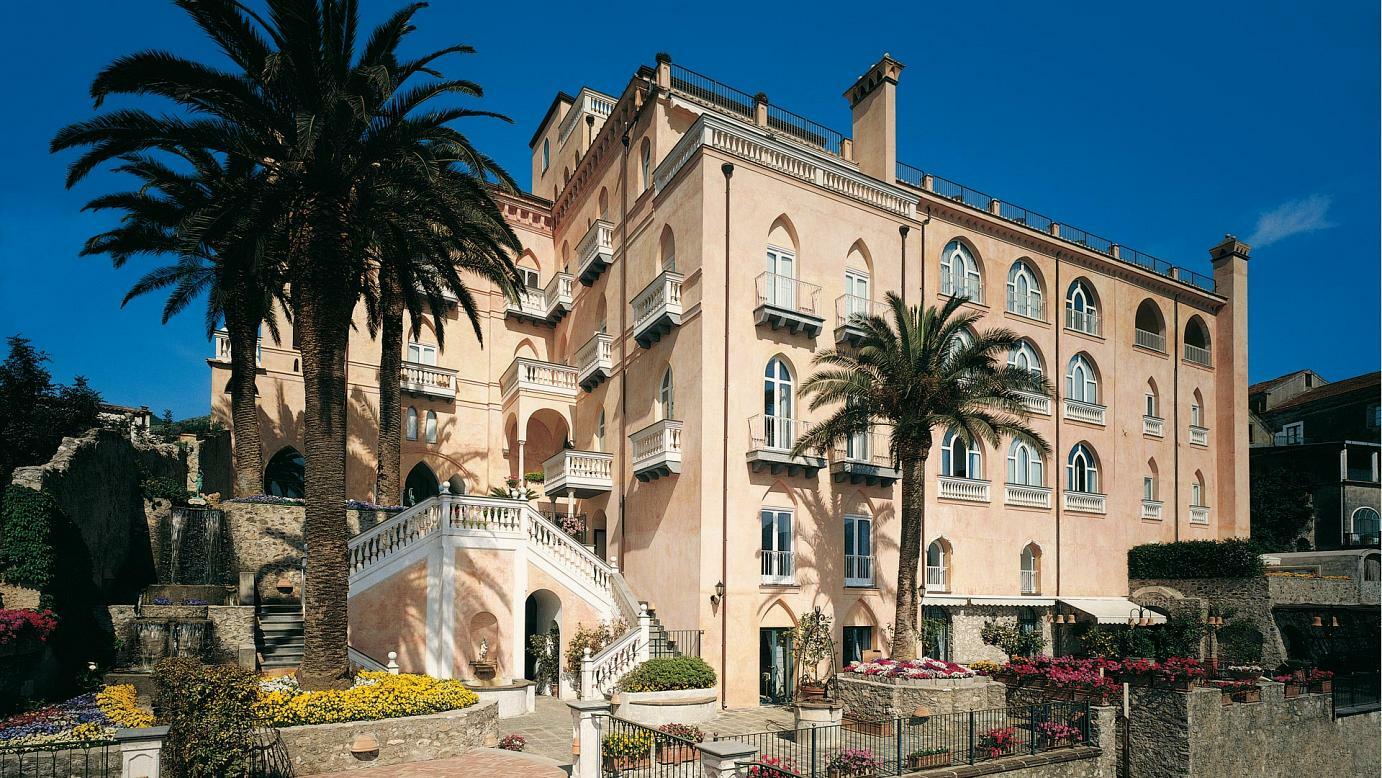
[599,715,701,777]
[1333,673,1380,717]
[653,630,703,659]
[716,702,1090,777]
[0,739,118,778]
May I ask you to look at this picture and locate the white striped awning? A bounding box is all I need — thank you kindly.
[919,595,1055,608]
[1058,597,1167,625]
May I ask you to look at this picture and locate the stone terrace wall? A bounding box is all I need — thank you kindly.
[274,700,498,775]
[836,674,1007,720]
[1130,577,1286,666]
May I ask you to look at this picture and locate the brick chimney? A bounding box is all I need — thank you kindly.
[844,54,905,181]
[1209,234,1251,539]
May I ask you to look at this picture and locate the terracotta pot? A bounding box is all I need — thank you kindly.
[604,755,650,771]
[657,744,697,765]
[843,719,893,737]
[1309,679,1332,694]
[907,752,952,769]
[1283,683,1302,699]
[798,684,827,703]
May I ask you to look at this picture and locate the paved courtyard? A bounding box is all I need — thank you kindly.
[312,748,567,777]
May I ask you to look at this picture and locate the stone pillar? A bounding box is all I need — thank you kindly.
[753,92,769,128]
[116,726,170,778]
[697,739,758,778]
[387,651,400,674]
[637,604,652,662]
[580,647,596,700]
[567,699,610,778]
[1089,705,1118,778]
[655,53,671,90]
[517,439,526,481]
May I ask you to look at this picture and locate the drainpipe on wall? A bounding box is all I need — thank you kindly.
[898,225,909,307]
[617,129,630,564]
[1173,296,1181,542]
[719,162,734,708]
[1054,256,1062,598]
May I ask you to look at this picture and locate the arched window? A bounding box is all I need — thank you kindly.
[1351,507,1380,537]
[941,429,981,479]
[658,368,675,420]
[1007,439,1044,486]
[1008,340,1044,377]
[403,462,438,507]
[639,138,652,192]
[406,407,419,441]
[425,410,438,444]
[1191,472,1206,507]
[1134,299,1167,351]
[595,409,606,449]
[1145,379,1160,419]
[541,138,550,173]
[264,447,305,498]
[947,326,976,361]
[1191,389,1205,428]
[1067,443,1099,493]
[1144,459,1159,501]
[1185,316,1212,366]
[763,357,795,448]
[598,187,609,220]
[764,244,797,308]
[1065,280,1100,335]
[1020,545,1040,595]
[1066,355,1099,404]
[660,226,676,272]
[940,240,981,301]
[1006,260,1043,319]
[925,540,951,592]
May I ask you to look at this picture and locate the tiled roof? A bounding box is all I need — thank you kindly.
[1249,370,1313,396]
[1269,371,1380,412]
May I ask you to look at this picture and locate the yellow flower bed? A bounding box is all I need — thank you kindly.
[254,672,478,727]
[96,684,155,728]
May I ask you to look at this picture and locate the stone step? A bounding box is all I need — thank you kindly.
[260,616,304,627]
[259,604,303,615]
[260,634,305,648]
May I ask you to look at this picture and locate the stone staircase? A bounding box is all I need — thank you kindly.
[644,610,689,658]
[258,602,305,670]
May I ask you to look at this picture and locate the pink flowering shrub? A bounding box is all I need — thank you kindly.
[1036,721,1084,746]
[1003,656,1119,695]
[977,727,1017,759]
[1155,657,1207,683]
[0,609,58,648]
[843,657,975,680]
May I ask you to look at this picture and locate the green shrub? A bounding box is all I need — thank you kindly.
[0,485,59,591]
[142,475,190,503]
[153,658,261,778]
[980,621,1045,658]
[1127,539,1264,579]
[1217,619,1264,664]
[618,657,717,693]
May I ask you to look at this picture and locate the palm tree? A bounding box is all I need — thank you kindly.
[53,0,520,689]
[792,293,1052,659]
[79,148,284,498]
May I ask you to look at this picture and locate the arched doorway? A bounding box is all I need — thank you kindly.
[524,589,562,694]
[922,605,952,660]
[264,447,305,498]
[402,462,439,507]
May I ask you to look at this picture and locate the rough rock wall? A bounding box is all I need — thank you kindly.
[835,674,1007,720]
[273,702,498,775]
[220,502,393,602]
[1130,577,1287,666]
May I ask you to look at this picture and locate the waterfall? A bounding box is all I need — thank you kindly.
[168,509,186,584]
[171,621,207,659]
[134,620,168,670]
[203,510,222,584]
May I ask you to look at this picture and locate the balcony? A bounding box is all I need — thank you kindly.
[1189,425,1209,447]
[941,276,983,303]
[834,295,880,346]
[754,273,824,338]
[925,566,948,592]
[746,415,825,477]
[1141,500,1163,521]
[400,362,457,399]
[632,270,684,348]
[1189,505,1210,525]
[1016,391,1051,417]
[938,476,990,503]
[1064,306,1102,337]
[1020,570,1038,595]
[211,330,262,367]
[1143,415,1165,438]
[574,333,613,391]
[543,450,614,499]
[631,419,683,482]
[761,550,795,586]
[1006,292,1045,322]
[1063,398,1107,426]
[1004,483,1052,509]
[500,357,579,403]
[1184,343,1212,367]
[829,432,900,487]
[1134,328,1167,353]
[1064,491,1107,514]
[845,554,875,588]
[576,219,614,286]
[505,272,574,327]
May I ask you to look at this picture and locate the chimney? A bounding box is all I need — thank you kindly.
[1209,234,1251,540]
[844,54,905,181]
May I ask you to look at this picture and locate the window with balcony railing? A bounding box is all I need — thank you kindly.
[925,540,950,591]
[844,514,873,587]
[1006,261,1044,320]
[1134,329,1167,353]
[941,240,983,302]
[761,508,794,585]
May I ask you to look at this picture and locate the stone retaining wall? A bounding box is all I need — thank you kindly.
[219,502,395,601]
[836,674,1007,721]
[274,700,498,775]
[107,603,256,668]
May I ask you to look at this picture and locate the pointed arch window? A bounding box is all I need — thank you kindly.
[1007,440,1044,486]
[1066,355,1099,404]
[940,240,982,301]
[424,410,438,444]
[658,368,675,420]
[925,540,950,591]
[541,138,550,173]
[763,357,795,449]
[595,409,606,449]
[406,407,419,441]
[1191,474,1205,507]
[1009,341,1044,377]
[639,138,652,192]
[1065,280,1100,335]
[1020,545,1040,595]
[941,430,982,479]
[1006,260,1043,319]
[1067,443,1099,493]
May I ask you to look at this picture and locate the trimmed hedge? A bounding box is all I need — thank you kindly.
[617,657,717,693]
[0,485,59,591]
[1127,539,1264,580]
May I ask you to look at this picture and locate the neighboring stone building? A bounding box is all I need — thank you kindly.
[1249,370,1380,550]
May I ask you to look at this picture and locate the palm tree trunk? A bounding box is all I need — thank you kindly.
[892,442,929,660]
[226,311,263,497]
[295,286,353,691]
[374,275,403,504]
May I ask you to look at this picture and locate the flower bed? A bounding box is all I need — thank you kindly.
[826,747,881,777]
[0,609,57,652]
[253,671,479,727]
[1036,721,1084,748]
[0,685,153,746]
[843,657,975,680]
[1208,679,1261,704]
[996,655,1206,696]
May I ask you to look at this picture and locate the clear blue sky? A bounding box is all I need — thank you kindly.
[1,1,1377,417]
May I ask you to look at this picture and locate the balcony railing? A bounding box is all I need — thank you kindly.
[1020,570,1038,595]
[211,330,262,367]
[400,361,457,399]
[938,476,990,503]
[1064,306,1101,337]
[761,550,795,586]
[506,272,574,325]
[748,414,811,452]
[1005,483,1052,509]
[830,431,900,486]
[574,332,613,391]
[630,419,683,481]
[631,270,684,347]
[1016,391,1051,417]
[1064,398,1107,426]
[940,276,983,302]
[1141,500,1163,520]
[925,566,948,592]
[1006,292,1045,321]
[747,415,825,477]
[1189,505,1210,525]
[835,295,881,345]
[543,450,614,498]
[1143,415,1165,437]
[557,88,615,149]
[1184,343,1212,366]
[756,272,820,315]
[1134,329,1167,353]
[1064,491,1107,514]
[845,554,875,587]
[576,219,615,285]
[1190,425,1209,447]
[500,357,579,402]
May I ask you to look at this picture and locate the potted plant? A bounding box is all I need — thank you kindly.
[602,731,654,772]
[1156,657,1206,690]
[977,727,1017,760]
[498,734,526,752]
[1225,664,1264,680]
[843,716,894,737]
[1119,657,1156,685]
[1209,679,1261,704]
[1307,669,1334,694]
[906,747,951,769]
[825,748,882,778]
[655,723,703,764]
[749,756,800,777]
[1274,671,1306,699]
[1036,721,1084,749]
[793,608,834,703]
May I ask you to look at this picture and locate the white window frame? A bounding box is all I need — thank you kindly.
[1350,507,1380,537]
[843,269,870,317]
[1066,355,1098,404]
[1067,444,1099,493]
[760,508,794,585]
[941,429,982,479]
[406,407,418,441]
[1145,390,1159,418]
[658,368,675,420]
[1190,401,1203,428]
[1191,478,1204,507]
[1144,475,1157,501]
[640,141,652,192]
[1020,546,1039,594]
[595,409,606,449]
[407,342,438,366]
[763,357,795,449]
[940,240,981,300]
[925,541,949,592]
[1280,421,1304,445]
[424,410,438,444]
[844,515,873,587]
[1008,341,1043,377]
[518,266,541,290]
[1007,439,1043,486]
[1006,261,1042,318]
